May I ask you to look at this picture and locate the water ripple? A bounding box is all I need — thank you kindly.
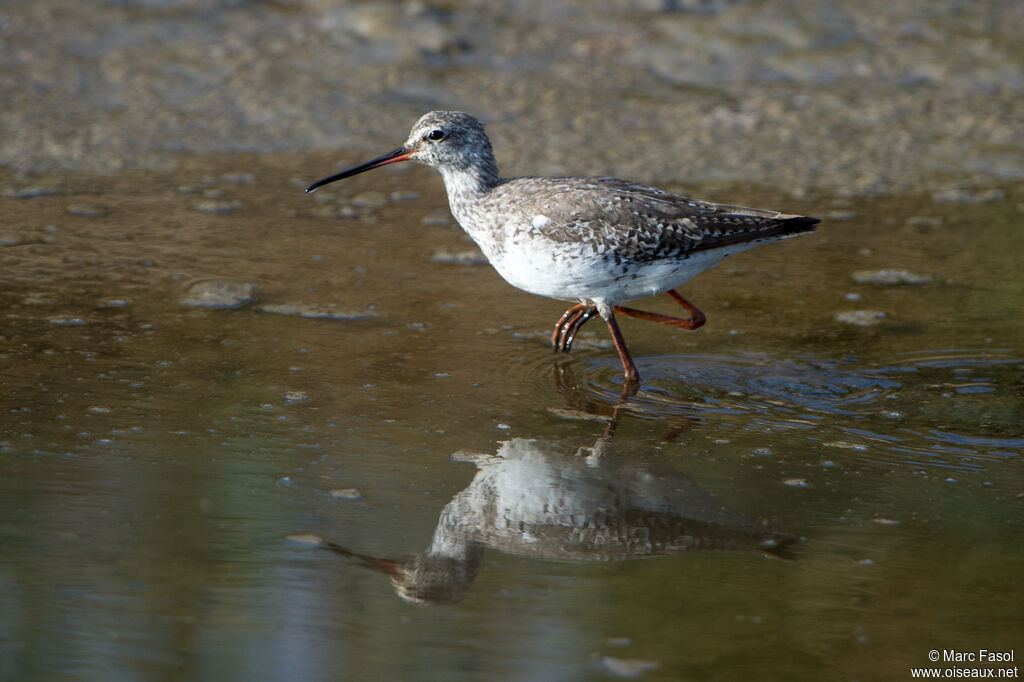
[562,348,1023,472]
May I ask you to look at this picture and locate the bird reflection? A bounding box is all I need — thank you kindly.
[292,430,795,606]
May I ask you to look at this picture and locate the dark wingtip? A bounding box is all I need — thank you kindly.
[787,215,821,231]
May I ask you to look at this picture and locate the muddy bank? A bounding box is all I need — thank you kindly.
[1,0,1022,195]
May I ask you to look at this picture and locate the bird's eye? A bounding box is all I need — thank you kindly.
[426,129,445,142]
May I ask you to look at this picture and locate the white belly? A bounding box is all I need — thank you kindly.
[485,238,760,305]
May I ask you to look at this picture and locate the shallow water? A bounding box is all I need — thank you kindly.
[1,155,1021,680]
[3,1,1024,677]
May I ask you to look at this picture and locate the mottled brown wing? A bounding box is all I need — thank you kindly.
[526,177,819,261]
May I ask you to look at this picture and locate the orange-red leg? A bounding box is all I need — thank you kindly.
[597,303,640,384]
[550,290,706,382]
[665,290,707,328]
[616,290,706,330]
[552,289,705,352]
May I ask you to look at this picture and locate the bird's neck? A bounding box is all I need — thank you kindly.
[437,158,504,252]
[438,159,500,203]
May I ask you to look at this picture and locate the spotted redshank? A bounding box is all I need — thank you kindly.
[307,111,819,384]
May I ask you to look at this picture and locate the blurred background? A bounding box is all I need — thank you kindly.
[2,0,1021,193]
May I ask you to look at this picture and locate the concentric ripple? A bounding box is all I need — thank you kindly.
[561,348,1023,472]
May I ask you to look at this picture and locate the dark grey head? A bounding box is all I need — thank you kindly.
[306,110,498,193]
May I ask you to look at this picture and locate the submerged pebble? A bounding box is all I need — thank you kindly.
[218,172,255,184]
[421,212,453,226]
[599,656,659,679]
[430,249,488,266]
[834,310,887,326]
[282,390,309,404]
[3,185,64,198]
[905,216,942,228]
[823,441,868,451]
[286,533,327,547]
[330,488,363,500]
[97,298,132,308]
[190,199,243,214]
[180,280,257,308]
[388,190,420,202]
[256,302,379,320]
[852,269,932,285]
[67,204,109,217]
[932,187,1005,204]
[350,191,387,209]
[48,315,91,325]
[21,293,55,305]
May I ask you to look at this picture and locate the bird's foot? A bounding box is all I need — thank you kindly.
[551,304,599,352]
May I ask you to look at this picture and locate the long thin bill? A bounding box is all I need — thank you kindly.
[305,147,412,193]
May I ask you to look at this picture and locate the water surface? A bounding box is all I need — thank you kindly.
[1,157,1021,680]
